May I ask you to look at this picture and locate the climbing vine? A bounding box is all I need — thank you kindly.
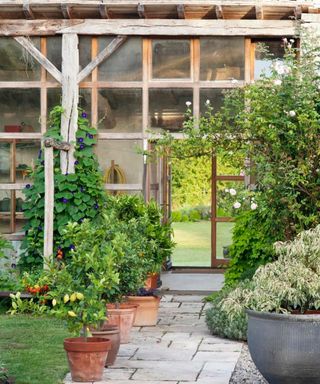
[19,106,106,270]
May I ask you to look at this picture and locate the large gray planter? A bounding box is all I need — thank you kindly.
[247,309,320,384]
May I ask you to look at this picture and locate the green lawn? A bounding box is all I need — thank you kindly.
[0,313,71,384]
[172,221,234,266]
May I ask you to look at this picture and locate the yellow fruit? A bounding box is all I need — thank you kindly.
[63,294,70,303]
[34,284,40,289]
[68,311,77,317]
[70,293,77,302]
[52,299,57,307]
[76,292,84,300]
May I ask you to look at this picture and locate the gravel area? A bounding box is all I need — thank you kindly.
[229,344,267,384]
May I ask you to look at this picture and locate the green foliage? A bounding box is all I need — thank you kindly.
[172,206,210,222]
[105,194,175,273]
[222,225,320,320]
[0,237,19,291]
[20,107,106,270]
[205,283,248,341]
[224,208,282,286]
[0,236,12,260]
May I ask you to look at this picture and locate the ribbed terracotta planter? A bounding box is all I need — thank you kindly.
[106,304,138,344]
[91,325,120,367]
[64,337,111,382]
[127,296,161,326]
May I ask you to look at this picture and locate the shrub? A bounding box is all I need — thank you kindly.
[205,283,249,341]
[171,211,182,222]
[224,208,282,286]
[222,225,320,319]
[189,210,201,222]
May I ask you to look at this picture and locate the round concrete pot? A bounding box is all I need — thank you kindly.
[247,309,320,384]
[91,325,120,367]
[106,303,138,344]
[127,296,161,326]
[64,337,111,382]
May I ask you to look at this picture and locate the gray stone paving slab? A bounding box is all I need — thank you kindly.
[161,272,224,292]
[64,293,241,384]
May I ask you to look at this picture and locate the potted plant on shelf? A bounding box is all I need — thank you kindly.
[221,225,320,384]
[127,288,161,326]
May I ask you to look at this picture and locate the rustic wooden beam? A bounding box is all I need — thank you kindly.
[58,19,298,36]
[0,183,29,190]
[177,4,185,19]
[105,183,143,191]
[215,5,224,19]
[43,145,54,268]
[60,33,79,175]
[0,19,298,37]
[255,5,263,20]
[61,3,73,19]
[99,4,110,18]
[137,3,145,18]
[22,1,35,19]
[14,37,62,83]
[294,5,302,20]
[77,35,127,83]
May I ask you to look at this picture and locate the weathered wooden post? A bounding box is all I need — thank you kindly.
[43,138,70,268]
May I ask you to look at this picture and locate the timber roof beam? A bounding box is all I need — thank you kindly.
[0,1,314,21]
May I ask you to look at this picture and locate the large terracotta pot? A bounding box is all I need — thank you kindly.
[91,325,120,367]
[144,273,159,289]
[127,296,161,326]
[64,337,111,382]
[106,304,138,344]
[247,310,320,384]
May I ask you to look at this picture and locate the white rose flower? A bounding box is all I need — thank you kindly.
[225,188,230,193]
[251,202,258,210]
[290,39,295,44]
[233,202,241,209]
[205,99,210,105]
[229,188,237,196]
[186,101,192,107]
[289,110,296,117]
[274,79,282,86]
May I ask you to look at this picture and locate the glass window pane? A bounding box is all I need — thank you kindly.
[98,89,142,133]
[98,37,142,81]
[95,140,143,184]
[0,89,40,132]
[16,141,41,183]
[79,36,92,82]
[47,88,62,115]
[0,143,11,183]
[15,190,27,233]
[200,38,245,81]
[0,37,41,81]
[216,222,234,260]
[152,39,190,79]
[200,88,224,115]
[254,40,285,80]
[217,181,246,218]
[47,36,62,81]
[79,89,92,122]
[0,190,11,234]
[149,88,193,131]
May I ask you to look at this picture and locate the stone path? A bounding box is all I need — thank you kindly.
[64,294,242,384]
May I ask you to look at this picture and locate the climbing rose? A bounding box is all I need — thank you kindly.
[233,202,241,209]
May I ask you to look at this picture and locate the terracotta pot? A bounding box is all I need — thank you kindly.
[127,296,161,326]
[91,325,120,366]
[64,337,111,382]
[144,273,159,289]
[106,304,138,344]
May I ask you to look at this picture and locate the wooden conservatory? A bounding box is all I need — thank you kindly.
[0,0,319,269]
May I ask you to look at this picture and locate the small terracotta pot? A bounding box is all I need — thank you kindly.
[64,337,111,382]
[144,273,159,289]
[127,296,161,326]
[106,304,138,344]
[91,325,120,366]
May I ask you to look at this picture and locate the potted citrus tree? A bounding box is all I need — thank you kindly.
[221,225,320,384]
[11,219,121,382]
